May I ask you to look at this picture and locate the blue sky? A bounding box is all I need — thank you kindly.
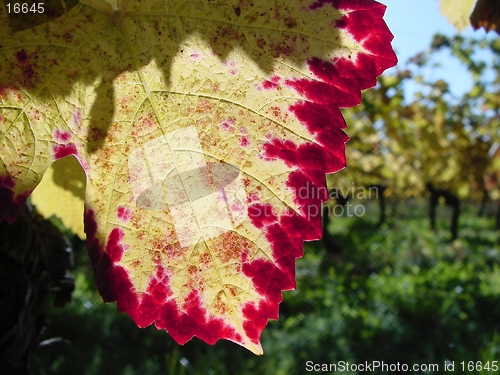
[378,0,489,96]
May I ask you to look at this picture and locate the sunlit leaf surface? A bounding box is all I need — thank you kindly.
[0,0,396,353]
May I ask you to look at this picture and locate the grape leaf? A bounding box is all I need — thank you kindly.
[0,0,396,354]
[437,0,477,31]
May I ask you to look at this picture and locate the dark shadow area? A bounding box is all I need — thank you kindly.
[0,204,73,374]
[426,183,460,241]
[50,156,86,200]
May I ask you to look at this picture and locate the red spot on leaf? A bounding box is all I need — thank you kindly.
[53,143,78,159]
[117,206,132,222]
[15,50,28,64]
[270,34,299,57]
[141,112,155,128]
[54,130,72,142]
[239,136,250,147]
[246,193,259,203]
[231,202,243,212]
[63,32,74,43]
[13,49,39,87]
